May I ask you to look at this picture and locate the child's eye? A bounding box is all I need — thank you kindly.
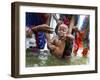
[63,29,66,32]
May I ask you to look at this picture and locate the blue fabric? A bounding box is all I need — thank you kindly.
[26,13,44,27]
[26,12,46,49]
[38,32,46,49]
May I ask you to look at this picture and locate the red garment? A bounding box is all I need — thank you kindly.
[63,16,70,26]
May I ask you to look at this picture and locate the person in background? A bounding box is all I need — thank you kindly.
[26,13,52,51]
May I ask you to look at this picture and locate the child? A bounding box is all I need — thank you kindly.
[47,23,74,59]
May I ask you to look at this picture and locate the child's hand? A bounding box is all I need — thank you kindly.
[66,34,75,40]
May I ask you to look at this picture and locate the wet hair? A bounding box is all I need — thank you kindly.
[55,22,62,34]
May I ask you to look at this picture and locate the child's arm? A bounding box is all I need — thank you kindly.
[47,35,60,52]
[66,34,75,40]
[47,42,56,51]
[47,38,57,52]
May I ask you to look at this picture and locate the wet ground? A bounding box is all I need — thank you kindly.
[26,49,89,67]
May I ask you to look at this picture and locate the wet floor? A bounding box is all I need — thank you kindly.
[26,50,89,67]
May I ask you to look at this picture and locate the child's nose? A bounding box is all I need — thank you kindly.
[60,30,63,33]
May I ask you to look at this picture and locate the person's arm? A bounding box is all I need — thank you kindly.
[47,35,59,51]
[47,38,57,51]
[44,14,52,42]
[66,34,75,40]
[26,24,53,38]
[52,14,59,23]
[53,14,63,25]
[31,24,53,33]
[68,16,75,34]
[47,42,56,51]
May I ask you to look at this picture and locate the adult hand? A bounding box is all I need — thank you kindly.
[32,24,53,33]
[26,28,33,38]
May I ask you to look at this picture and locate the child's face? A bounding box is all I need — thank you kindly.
[57,24,68,38]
